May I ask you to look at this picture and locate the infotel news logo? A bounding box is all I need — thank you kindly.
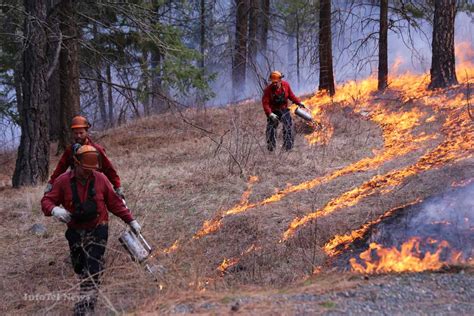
[23,293,87,302]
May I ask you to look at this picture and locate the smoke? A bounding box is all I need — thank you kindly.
[206,11,473,107]
[0,116,20,151]
[368,182,474,259]
[2,8,472,146]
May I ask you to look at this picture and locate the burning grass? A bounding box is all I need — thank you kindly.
[349,237,467,273]
[1,63,473,313]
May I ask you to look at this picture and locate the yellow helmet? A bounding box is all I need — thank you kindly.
[74,145,99,170]
[269,71,283,83]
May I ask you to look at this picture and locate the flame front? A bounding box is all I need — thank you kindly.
[218,257,239,273]
[194,176,259,238]
[283,75,474,240]
[323,200,421,257]
[216,244,260,274]
[195,104,431,240]
[154,43,474,274]
[196,48,474,242]
[163,240,180,254]
[349,238,465,273]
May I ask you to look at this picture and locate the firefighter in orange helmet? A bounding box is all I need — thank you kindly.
[262,71,305,151]
[44,115,124,199]
[41,145,141,315]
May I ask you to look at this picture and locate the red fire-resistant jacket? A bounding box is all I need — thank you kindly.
[262,80,301,116]
[42,170,134,230]
[48,136,121,189]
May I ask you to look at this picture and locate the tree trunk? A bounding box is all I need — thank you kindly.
[378,0,388,91]
[96,68,107,126]
[48,66,61,141]
[259,0,270,54]
[106,64,114,126]
[200,0,206,69]
[13,0,50,187]
[92,23,107,126]
[428,0,458,90]
[296,16,301,86]
[232,0,249,100]
[197,0,206,110]
[288,34,295,76]
[151,48,167,113]
[46,7,61,142]
[140,49,151,116]
[149,3,168,113]
[58,0,80,152]
[248,1,258,66]
[318,0,335,96]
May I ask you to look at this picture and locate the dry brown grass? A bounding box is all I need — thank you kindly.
[1,94,472,314]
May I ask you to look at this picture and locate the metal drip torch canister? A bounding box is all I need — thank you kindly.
[119,230,152,263]
[295,107,313,122]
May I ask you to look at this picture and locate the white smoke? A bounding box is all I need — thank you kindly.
[368,182,474,258]
[206,11,473,107]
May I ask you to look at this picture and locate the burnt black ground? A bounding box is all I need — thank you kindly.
[334,183,474,270]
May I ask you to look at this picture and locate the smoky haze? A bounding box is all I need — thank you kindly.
[367,182,474,260]
[1,10,472,147]
[206,12,473,107]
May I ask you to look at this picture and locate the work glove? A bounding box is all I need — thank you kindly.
[269,113,279,123]
[52,206,72,223]
[129,220,141,234]
[44,183,53,194]
[115,187,125,199]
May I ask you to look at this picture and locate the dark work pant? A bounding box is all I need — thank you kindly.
[266,109,294,151]
[65,225,108,313]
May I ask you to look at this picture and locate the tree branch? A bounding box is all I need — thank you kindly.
[46,30,62,81]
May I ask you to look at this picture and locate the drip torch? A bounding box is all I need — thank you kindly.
[119,228,160,278]
[294,104,323,130]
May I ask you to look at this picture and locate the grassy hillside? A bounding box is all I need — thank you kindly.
[0,78,473,314]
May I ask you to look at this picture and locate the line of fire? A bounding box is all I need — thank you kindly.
[194,47,474,278]
[3,2,474,314]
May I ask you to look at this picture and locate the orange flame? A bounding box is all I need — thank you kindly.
[349,238,465,273]
[162,240,180,254]
[193,218,223,239]
[323,200,421,257]
[217,257,239,273]
[145,44,474,269]
[391,55,404,75]
[195,106,431,239]
[216,244,261,275]
[197,43,473,245]
[455,41,474,82]
[194,176,259,238]
[283,89,473,241]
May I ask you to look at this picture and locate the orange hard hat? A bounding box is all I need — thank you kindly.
[74,145,99,170]
[71,115,91,129]
[269,71,283,83]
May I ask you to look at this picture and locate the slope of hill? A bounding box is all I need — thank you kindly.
[0,74,473,314]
